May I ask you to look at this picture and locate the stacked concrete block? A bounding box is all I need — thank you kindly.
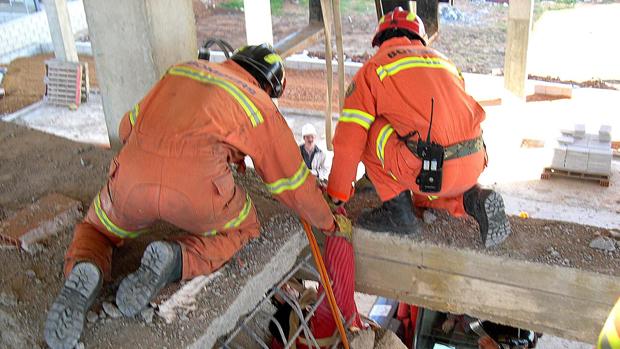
[550,124,613,176]
[44,59,89,107]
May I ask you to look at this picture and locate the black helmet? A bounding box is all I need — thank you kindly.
[231,43,286,98]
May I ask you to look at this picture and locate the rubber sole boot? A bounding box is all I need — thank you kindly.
[116,241,181,317]
[356,191,421,235]
[464,186,512,247]
[44,262,102,349]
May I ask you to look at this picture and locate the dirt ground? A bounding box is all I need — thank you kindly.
[0,119,618,347]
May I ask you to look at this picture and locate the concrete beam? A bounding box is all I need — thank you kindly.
[82,0,197,148]
[43,0,78,62]
[244,0,274,46]
[504,0,534,98]
[353,228,617,343]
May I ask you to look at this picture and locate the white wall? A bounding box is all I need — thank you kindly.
[0,0,87,63]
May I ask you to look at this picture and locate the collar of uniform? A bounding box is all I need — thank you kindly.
[379,36,424,49]
[220,60,261,89]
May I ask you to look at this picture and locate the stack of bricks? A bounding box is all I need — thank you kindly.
[44,59,90,107]
[552,124,613,175]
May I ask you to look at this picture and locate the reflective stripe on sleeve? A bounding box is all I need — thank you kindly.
[376,123,395,168]
[265,162,311,195]
[339,108,375,130]
[168,66,264,127]
[129,104,139,126]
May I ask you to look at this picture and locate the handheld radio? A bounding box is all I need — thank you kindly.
[415,98,444,193]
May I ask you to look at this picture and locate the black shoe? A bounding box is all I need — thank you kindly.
[356,191,421,235]
[116,241,182,317]
[463,185,511,247]
[45,262,102,349]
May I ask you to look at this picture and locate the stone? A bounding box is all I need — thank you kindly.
[102,302,122,319]
[86,310,99,323]
[25,270,36,278]
[589,237,616,252]
[0,291,18,306]
[423,210,437,225]
[141,307,155,324]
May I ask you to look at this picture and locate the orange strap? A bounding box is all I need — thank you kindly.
[300,219,350,349]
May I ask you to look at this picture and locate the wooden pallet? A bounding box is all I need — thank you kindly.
[540,167,610,187]
[44,59,90,107]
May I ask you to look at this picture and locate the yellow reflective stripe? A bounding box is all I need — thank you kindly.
[376,124,395,168]
[376,56,460,81]
[93,193,146,239]
[202,194,253,236]
[265,162,310,195]
[340,109,375,130]
[129,104,139,126]
[168,66,264,127]
[428,195,439,201]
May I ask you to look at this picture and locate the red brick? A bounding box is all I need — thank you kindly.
[0,193,82,251]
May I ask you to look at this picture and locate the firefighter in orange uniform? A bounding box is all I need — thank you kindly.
[327,8,511,246]
[44,44,351,349]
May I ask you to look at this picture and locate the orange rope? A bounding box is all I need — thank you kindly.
[300,219,350,349]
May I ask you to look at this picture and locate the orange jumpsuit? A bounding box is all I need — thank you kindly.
[327,37,486,216]
[65,60,335,281]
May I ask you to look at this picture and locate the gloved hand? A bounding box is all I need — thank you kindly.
[331,214,353,242]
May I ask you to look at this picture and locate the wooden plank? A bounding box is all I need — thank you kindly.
[352,228,618,343]
[274,24,324,59]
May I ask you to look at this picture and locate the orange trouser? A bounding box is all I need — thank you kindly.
[362,118,485,217]
[64,145,259,281]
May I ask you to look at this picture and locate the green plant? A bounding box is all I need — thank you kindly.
[271,0,285,15]
[218,0,244,11]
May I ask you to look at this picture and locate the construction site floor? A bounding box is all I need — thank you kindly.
[1,121,618,347]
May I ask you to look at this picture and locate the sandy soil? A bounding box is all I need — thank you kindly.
[0,120,618,348]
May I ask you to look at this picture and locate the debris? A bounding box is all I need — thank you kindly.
[86,311,99,323]
[423,210,437,224]
[589,237,616,252]
[0,193,82,251]
[75,341,85,349]
[141,307,155,324]
[102,302,122,319]
[25,270,36,278]
[374,328,407,349]
[348,328,375,349]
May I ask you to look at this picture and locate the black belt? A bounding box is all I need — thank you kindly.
[404,135,484,160]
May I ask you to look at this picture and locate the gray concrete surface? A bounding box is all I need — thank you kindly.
[82,0,197,148]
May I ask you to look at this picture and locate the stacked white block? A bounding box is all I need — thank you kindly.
[550,124,613,176]
[44,59,89,107]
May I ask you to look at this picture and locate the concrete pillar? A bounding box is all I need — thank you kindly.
[43,0,78,62]
[82,0,197,147]
[504,0,534,98]
[244,0,273,45]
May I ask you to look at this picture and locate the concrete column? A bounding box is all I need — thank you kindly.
[82,0,197,147]
[504,0,534,98]
[43,0,78,62]
[244,0,273,45]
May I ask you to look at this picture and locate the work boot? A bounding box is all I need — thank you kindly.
[463,185,512,248]
[116,241,182,317]
[44,262,102,349]
[356,191,421,235]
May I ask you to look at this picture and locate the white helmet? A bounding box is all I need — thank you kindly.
[302,123,317,137]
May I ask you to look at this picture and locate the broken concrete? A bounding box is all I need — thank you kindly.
[0,193,82,252]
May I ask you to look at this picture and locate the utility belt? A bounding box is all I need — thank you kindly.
[403,135,485,161]
[398,133,485,193]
